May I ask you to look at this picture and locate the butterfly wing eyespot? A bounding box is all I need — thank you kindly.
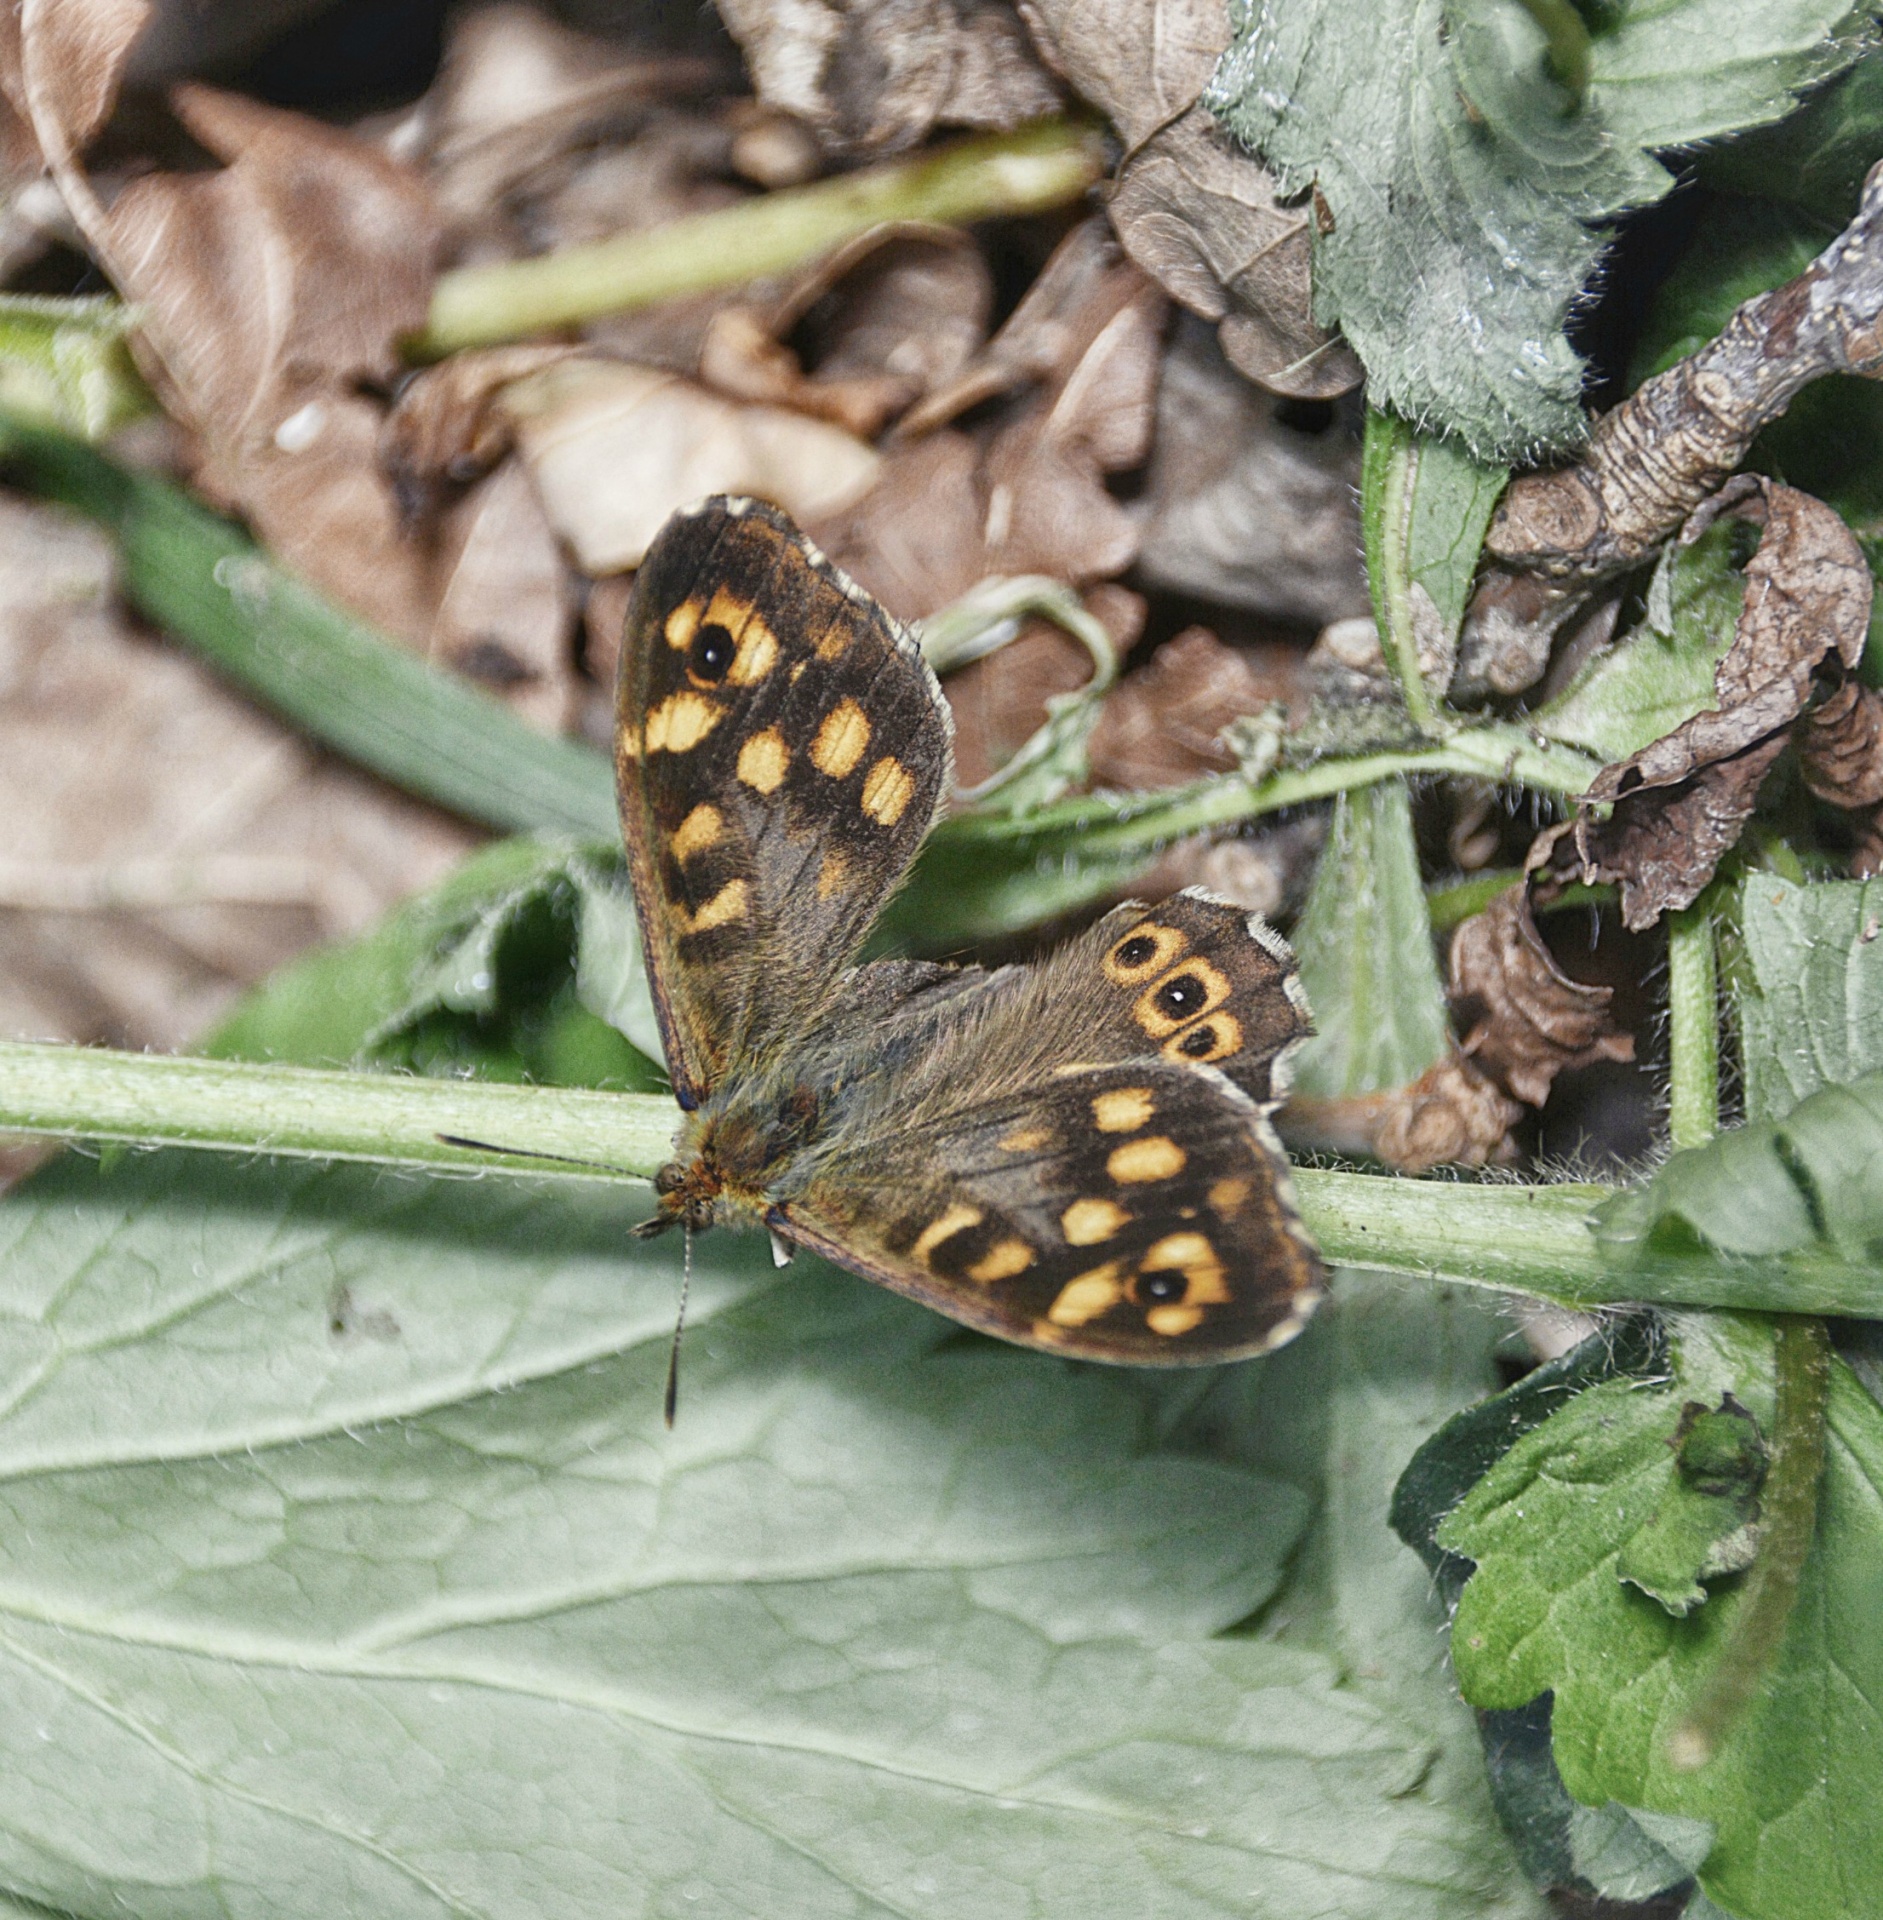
[1103,922,1186,985]
[1133,957,1232,1037]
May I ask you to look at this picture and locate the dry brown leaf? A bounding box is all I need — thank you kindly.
[1280,1052,1523,1174]
[413,3,726,254]
[427,456,576,734]
[717,0,1062,154]
[380,344,579,514]
[1087,625,1302,790]
[1132,814,1325,921]
[943,581,1142,789]
[1017,0,1356,398]
[59,83,444,641]
[699,224,991,438]
[809,248,1164,615]
[1851,806,1883,879]
[1450,885,1634,1107]
[501,356,881,573]
[0,0,148,167]
[1553,482,1871,929]
[1798,675,1883,809]
[0,494,474,1051]
[1133,317,1369,626]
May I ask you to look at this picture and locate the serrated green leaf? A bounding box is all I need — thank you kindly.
[1208,0,1867,460]
[1291,781,1451,1098]
[1735,873,1883,1121]
[1438,1314,1883,1920]
[1530,521,1750,763]
[0,1149,1567,1920]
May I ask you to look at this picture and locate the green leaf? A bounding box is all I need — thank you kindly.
[1530,520,1750,763]
[1593,1069,1883,1271]
[1290,781,1452,1098]
[0,1149,1566,1920]
[1568,1802,1715,1903]
[0,295,150,441]
[1207,0,1866,460]
[1614,1395,1767,1616]
[207,835,662,1091]
[1438,1314,1883,1920]
[1699,42,1883,225]
[1735,874,1883,1122]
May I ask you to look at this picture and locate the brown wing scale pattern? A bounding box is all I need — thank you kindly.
[615,497,952,1106]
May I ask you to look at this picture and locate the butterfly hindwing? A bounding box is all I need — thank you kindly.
[615,497,953,1105]
[778,1057,1324,1364]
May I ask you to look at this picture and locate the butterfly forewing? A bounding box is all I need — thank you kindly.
[778,1058,1324,1364]
[616,497,952,1105]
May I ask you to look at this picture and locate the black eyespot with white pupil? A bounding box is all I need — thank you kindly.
[691,623,736,682]
[1141,1270,1186,1302]
[1115,934,1157,969]
[1156,973,1207,1018]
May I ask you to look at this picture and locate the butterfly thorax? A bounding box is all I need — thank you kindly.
[652,1079,824,1233]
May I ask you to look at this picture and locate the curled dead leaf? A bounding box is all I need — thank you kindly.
[1087,626,1302,790]
[716,0,1063,153]
[502,357,881,573]
[1798,676,1883,809]
[1552,482,1871,929]
[1132,318,1368,625]
[1450,885,1634,1108]
[1280,1052,1523,1174]
[1017,0,1355,399]
[700,223,991,438]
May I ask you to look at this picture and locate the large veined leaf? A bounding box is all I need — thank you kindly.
[1208,0,1867,459]
[1437,1313,1883,1920]
[0,1148,1553,1920]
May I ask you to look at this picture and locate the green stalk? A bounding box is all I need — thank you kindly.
[5,1043,1883,1319]
[0,415,617,839]
[418,120,1106,357]
[1666,903,1720,1150]
[1667,1315,1833,1771]
[1360,409,1447,739]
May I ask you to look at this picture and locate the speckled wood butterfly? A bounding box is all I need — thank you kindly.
[617,495,1324,1363]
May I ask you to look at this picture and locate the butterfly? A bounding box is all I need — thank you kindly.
[615,495,1324,1364]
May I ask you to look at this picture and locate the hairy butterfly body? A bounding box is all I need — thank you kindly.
[618,495,1323,1362]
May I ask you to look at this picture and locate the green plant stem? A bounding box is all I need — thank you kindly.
[1668,1314,1833,1771]
[1361,409,1448,738]
[1667,904,1721,1149]
[6,1043,1883,1318]
[0,413,618,839]
[1515,0,1592,104]
[1424,869,1613,932]
[417,120,1106,357]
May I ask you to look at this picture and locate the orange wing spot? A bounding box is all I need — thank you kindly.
[1061,1198,1128,1246]
[967,1239,1035,1283]
[670,804,724,861]
[1209,1176,1253,1215]
[860,756,916,826]
[644,691,722,754]
[1091,1087,1153,1133]
[1165,1011,1244,1065]
[812,699,872,778]
[663,599,702,650]
[1134,958,1232,1037]
[914,1203,983,1261]
[737,727,790,793]
[1047,1263,1125,1327]
[998,1125,1052,1152]
[1108,1136,1186,1183]
[813,623,853,661]
[816,850,852,900]
[675,878,748,935]
[1146,1304,1206,1337]
[1102,922,1187,985]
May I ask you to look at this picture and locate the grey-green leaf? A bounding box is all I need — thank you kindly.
[0,1148,1558,1920]
[1290,780,1451,1097]
[1207,0,1865,460]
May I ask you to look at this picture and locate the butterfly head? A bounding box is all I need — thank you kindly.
[652,1082,825,1234]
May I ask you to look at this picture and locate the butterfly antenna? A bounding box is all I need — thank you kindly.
[663,1224,692,1428]
[436,1134,630,1176]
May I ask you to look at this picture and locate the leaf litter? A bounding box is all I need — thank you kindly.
[1,2,1883,1917]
